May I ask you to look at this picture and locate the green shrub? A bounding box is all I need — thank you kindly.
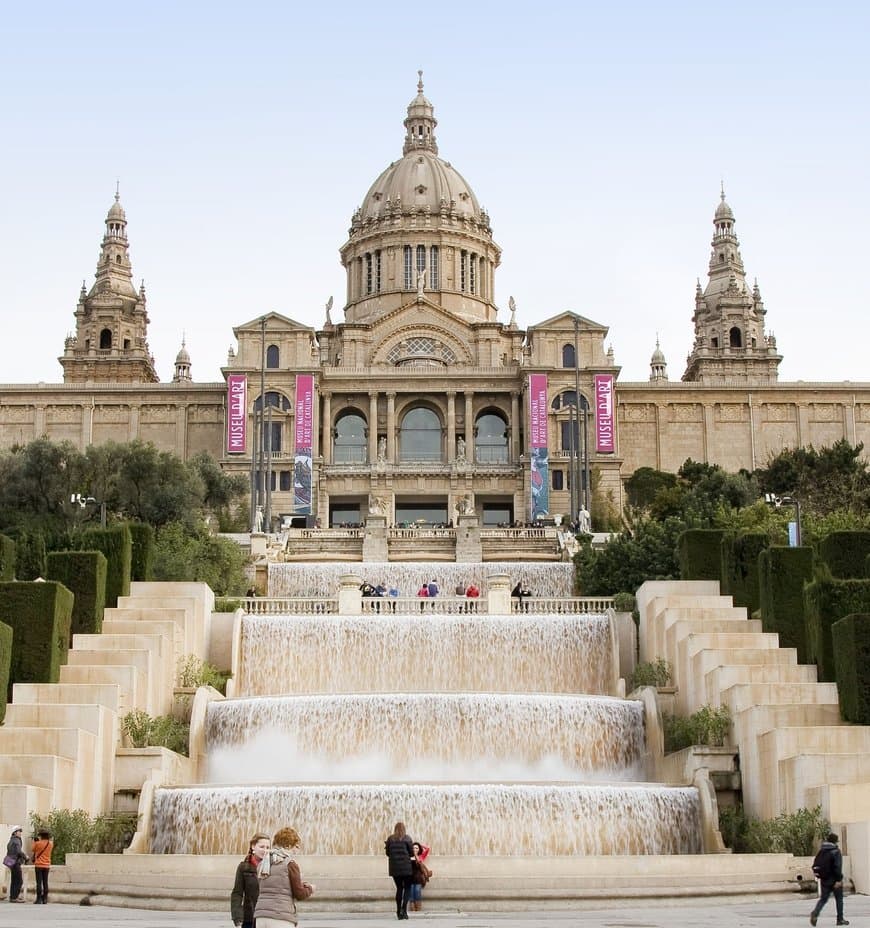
[663,704,730,752]
[818,530,870,579]
[0,621,12,721]
[121,708,190,756]
[29,808,138,864]
[723,532,769,613]
[15,531,46,580]
[832,613,870,723]
[612,592,637,613]
[677,529,726,583]
[0,535,14,581]
[630,658,672,690]
[0,581,73,690]
[80,524,132,608]
[127,522,155,582]
[214,597,243,613]
[45,550,107,640]
[758,546,815,662]
[176,654,230,695]
[805,577,870,682]
[718,804,829,856]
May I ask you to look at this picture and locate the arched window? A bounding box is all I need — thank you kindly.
[562,343,576,368]
[399,407,442,462]
[99,328,112,349]
[334,412,368,464]
[551,390,577,411]
[475,412,508,464]
[266,345,280,368]
[253,391,291,411]
[729,327,742,348]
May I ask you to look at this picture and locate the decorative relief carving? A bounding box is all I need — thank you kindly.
[623,404,654,422]
[95,406,129,423]
[716,403,747,422]
[46,405,81,423]
[811,404,838,421]
[1,406,33,423]
[669,404,702,423]
[140,404,175,422]
[764,404,794,422]
[188,404,222,422]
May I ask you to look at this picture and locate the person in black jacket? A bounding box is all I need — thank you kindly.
[5,827,26,902]
[810,832,849,926]
[231,832,270,928]
[384,821,415,920]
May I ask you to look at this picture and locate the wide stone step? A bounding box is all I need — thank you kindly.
[705,663,817,704]
[60,663,144,713]
[721,682,840,715]
[11,681,122,712]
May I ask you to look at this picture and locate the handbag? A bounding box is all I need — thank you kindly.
[3,853,17,868]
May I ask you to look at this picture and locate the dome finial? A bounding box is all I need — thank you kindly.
[115,178,120,203]
[720,178,725,201]
[417,69,424,94]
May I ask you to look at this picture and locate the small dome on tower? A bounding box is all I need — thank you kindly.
[107,190,126,221]
[715,188,734,221]
[175,341,191,365]
[651,339,666,364]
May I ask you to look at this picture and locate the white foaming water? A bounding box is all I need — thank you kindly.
[267,561,574,598]
[150,784,702,856]
[239,613,613,696]
[205,693,646,783]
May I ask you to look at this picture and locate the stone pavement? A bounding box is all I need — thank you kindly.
[0,893,866,928]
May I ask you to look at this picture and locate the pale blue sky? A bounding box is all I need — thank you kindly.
[2,1,867,385]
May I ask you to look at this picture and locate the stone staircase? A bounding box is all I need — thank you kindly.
[637,580,870,841]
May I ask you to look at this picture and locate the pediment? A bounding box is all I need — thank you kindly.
[369,296,476,336]
[529,310,609,334]
[233,311,315,335]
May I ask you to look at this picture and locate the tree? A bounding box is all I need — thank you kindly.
[624,467,678,510]
[152,521,247,595]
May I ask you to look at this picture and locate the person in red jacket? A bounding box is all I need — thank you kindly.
[30,831,53,904]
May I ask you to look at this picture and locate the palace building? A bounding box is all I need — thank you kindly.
[1,78,868,531]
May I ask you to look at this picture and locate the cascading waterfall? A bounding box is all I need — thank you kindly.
[149,570,703,857]
[239,614,613,696]
[151,784,702,856]
[267,561,574,598]
[205,693,647,783]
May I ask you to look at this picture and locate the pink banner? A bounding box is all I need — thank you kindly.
[294,375,314,514]
[528,374,549,448]
[594,374,615,453]
[226,374,247,453]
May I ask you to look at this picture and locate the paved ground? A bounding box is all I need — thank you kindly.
[0,893,866,928]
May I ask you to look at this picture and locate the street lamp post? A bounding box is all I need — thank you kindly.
[764,493,802,546]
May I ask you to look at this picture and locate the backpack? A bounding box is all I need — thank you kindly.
[812,846,836,881]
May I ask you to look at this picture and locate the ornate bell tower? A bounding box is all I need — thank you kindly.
[60,190,158,383]
[682,188,781,384]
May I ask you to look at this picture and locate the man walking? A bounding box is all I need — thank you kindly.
[810,832,849,925]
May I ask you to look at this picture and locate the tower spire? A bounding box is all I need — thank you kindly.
[403,70,438,155]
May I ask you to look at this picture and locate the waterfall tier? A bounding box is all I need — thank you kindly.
[267,562,574,598]
[151,784,702,856]
[205,693,646,783]
[239,614,613,696]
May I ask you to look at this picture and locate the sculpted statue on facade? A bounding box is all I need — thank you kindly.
[456,435,466,463]
[416,268,426,297]
[377,435,387,463]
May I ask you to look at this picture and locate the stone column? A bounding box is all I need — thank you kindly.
[129,405,140,441]
[322,393,332,464]
[369,392,378,464]
[34,404,46,435]
[338,573,364,615]
[487,572,511,614]
[510,392,519,460]
[176,404,188,459]
[464,393,474,463]
[447,392,456,462]
[455,511,481,563]
[386,392,396,463]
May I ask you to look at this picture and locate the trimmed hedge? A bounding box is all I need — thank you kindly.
[0,621,11,722]
[678,529,726,583]
[46,550,108,638]
[0,535,14,580]
[818,531,870,580]
[724,532,769,614]
[832,613,870,723]
[805,578,870,683]
[759,546,815,663]
[128,522,155,582]
[15,531,46,580]
[0,581,74,691]
[80,525,132,608]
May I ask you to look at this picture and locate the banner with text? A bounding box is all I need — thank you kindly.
[528,373,550,520]
[594,374,615,454]
[293,374,314,514]
[226,374,248,453]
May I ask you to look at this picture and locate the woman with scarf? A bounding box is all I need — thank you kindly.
[253,827,314,928]
[231,832,270,928]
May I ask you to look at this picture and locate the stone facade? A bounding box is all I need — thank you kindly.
[1,79,867,528]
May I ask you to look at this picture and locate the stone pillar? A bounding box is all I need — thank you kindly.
[386,392,396,463]
[338,573,363,615]
[447,392,456,462]
[464,393,474,463]
[250,533,267,557]
[129,404,140,441]
[487,572,511,614]
[362,514,388,562]
[368,392,378,464]
[455,511,481,563]
[176,404,188,459]
[510,392,519,460]
[35,404,46,435]
[322,393,332,464]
